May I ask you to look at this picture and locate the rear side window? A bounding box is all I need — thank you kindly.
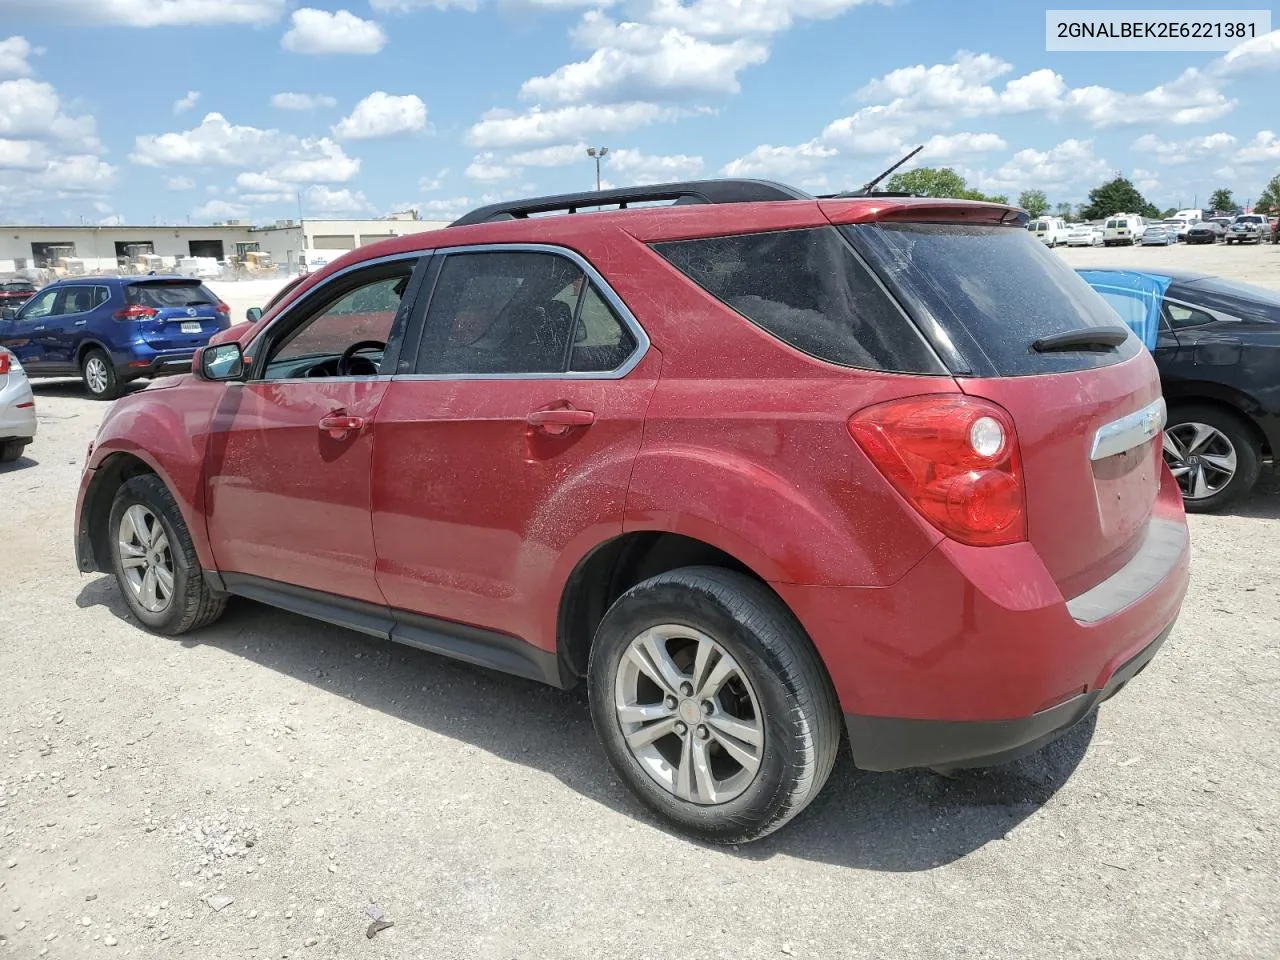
[844,222,1141,377]
[652,227,942,374]
[127,281,218,308]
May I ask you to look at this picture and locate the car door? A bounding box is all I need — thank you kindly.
[45,284,106,369]
[0,288,60,370]
[204,255,430,605]
[371,246,659,650]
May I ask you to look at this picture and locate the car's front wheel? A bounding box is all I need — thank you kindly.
[81,348,121,400]
[1163,405,1261,513]
[108,474,227,634]
[588,567,841,843]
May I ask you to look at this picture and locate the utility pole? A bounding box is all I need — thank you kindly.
[587,146,609,191]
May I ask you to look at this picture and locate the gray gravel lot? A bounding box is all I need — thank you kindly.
[1,243,1278,958]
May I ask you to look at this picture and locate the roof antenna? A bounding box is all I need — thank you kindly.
[845,144,924,197]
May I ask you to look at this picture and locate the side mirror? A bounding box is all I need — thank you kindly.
[196,342,245,382]
[246,306,263,323]
[0,307,17,321]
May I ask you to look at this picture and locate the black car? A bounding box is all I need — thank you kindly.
[1185,221,1222,244]
[1081,269,1280,511]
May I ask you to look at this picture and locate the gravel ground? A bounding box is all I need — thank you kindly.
[1,244,1278,959]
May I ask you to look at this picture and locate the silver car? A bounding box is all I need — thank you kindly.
[1141,224,1175,246]
[0,347,36,463]
[1225,215,1268,244]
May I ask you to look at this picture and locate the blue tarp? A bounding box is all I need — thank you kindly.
[1077,269,1172,351]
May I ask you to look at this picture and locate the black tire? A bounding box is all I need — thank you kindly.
[0,440,27,463]
[587,567,841,843]
[1164,404,1261,513]
[108,474,227,634]
[82,348,122,400]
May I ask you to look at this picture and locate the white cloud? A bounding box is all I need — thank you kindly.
[1131,132,1237,165]
[173,90,201,114]
[1065,68,1233,128]
[464,152,520,182]
[271,92,338,110]
[240,191,297,205]
[720,141,836,177]
[98,213,125,226]
[983,139,1110,194]
[644,0,878,37]
[415,196,474,220]
[605,147,702,183]
[508,143,588,167]
[165,175,196,190]
[419,167,449,191]
[370,0,479,9]
[0,36,35,77]
[468,102,682,148]
[921,132,1007,160]
[1236,131,1280,164]
[0,78,98,148]
[1214,29,1280,76]
[520,14,768,104]
[131,113,360,183]
[2,0,287,26]
[305,185,373,213]
[1132,167,1161,194]
[282,9,387,55]
[332,92,427,139]
[236,171,290,192]
[192,199,250,221]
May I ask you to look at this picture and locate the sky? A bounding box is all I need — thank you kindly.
[1,0,1278,226]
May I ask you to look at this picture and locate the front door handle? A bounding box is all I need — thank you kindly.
[527,405,595,435]
[318,414,365,438]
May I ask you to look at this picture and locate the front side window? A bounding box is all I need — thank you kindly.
[261,266,413,380]
[416,250,636,376]
[20,289,58,320]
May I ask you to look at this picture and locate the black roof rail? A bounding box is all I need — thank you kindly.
[448,179,812,227]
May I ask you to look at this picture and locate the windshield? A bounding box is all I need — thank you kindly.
[127,281,219,308]
[843,222,1139,377]
[1235,216,1264,224]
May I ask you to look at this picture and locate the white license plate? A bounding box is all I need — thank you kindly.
[181,321,202,334]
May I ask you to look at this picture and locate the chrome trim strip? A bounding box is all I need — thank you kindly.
[395,242,651,381]
[1090,397,1166,461]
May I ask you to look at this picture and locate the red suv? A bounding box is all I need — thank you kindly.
[74,180,1189,842]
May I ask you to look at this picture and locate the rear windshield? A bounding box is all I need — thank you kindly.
[127,281,218,308]
[651,227,943,374]
[843,222,1141,377]
[2,281,35,293]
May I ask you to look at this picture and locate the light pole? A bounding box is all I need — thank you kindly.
[587,146,609,191]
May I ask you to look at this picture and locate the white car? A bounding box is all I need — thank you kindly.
[0,347,36,462]
[1065,224,1104,246]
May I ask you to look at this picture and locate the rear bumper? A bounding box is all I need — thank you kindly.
[112,347,195,378]
[0,381,37,442]
[845,621,1173,770]
[773,464,1189,771]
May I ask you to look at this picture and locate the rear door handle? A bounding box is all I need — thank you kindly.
[527,406,595,435]
[318,414,365,438]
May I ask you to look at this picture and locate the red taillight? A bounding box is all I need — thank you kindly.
[113,305,159,321]
[216,301,230,316]
[847,395,1027,547]
[0,351,9,375]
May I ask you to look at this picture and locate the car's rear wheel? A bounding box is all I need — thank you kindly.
[587,567,841,843]
[1163,405,1261,513]
[108,474,227,634]
[0,440,27,463]
[82,348,121,400]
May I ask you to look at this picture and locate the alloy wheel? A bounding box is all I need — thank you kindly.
[614,624,764,805]
[117,504,174,613]
[85,357,109,395]
[1163,422,1237,500]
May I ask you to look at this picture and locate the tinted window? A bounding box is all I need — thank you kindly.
[844,222,1141,377]
[572,284,637,372]
[418,251,589,375]
[653,227,941,373]
[57,286,108,314]
[127,281,218,308]
[2,282,35,293]
[1165,302,1215,329]
[1176,278,1280,324]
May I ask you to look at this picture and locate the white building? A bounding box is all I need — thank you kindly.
[0,213,449,277]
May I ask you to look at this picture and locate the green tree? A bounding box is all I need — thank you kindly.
[1018,189,1049,218]
[885,166,1008,203]
[1255,174,1280,216]
[1079,176,1156,221]
[1208,188,1235,212]
[1160,207,1178,219]
[1055,201,1073,220]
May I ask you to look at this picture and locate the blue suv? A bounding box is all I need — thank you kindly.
[0,276,230,399]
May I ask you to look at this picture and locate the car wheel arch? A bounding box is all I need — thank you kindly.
[1163,391,1270,456]
[80,451,160,573]
[555,530,774,684]
[76,338,111,367]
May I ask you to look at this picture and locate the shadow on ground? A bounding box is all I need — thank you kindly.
[30,379,148,399]
[76,574,1094,872]
[0,453,38,473]
[1224,467,1280,520]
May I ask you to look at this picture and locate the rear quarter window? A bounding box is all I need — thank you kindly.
[651,227,943,374]
[843,222,1141,377]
